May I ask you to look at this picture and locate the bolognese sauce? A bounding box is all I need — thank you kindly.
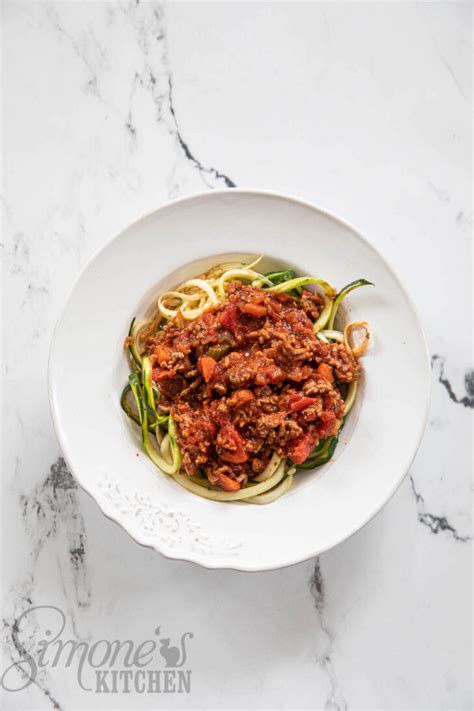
[145,282,360,492]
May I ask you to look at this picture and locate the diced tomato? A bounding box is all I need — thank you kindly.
[316,363,334,382]
[286,431,319,464]
[219,303,239,333]
[199,356,217,383]
[320,410,336,423]
[230,389,254,407]
[153,367,177,382]
[255,364,285,385]
[250,290,266,303]
[155,345,171,366]
[288,394,318,413]
[218,421,248,463]
[286,365,312,382]
[215,472,241,491]
[221,449,248,464]
[318,410,338,438]
[240,303,267,317]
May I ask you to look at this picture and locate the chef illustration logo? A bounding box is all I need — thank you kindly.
[2,606,194,694]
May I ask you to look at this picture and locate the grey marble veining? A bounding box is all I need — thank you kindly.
[1,1,472,709]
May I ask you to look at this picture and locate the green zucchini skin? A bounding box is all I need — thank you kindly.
[269,276,336,297]
[291,432,340,470]
[128,372,180,475]
[142,356,161,424]
[328,278,373,329]
[264,270,302,296]
[120,383,140,427]
[120,383,156,434]
[264,269,296,285]
[127,317,143,368]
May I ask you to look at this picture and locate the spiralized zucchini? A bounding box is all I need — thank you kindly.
[343,381,358,416]
[318,329,344,343]
[156,257,272,323]
[328,278,373,330]
[269,276,336,297]
[313,293,333,333]
[253,452,282,482]
[344,321,372,357]
[245,474,293,504]
[171,459,286,502]
[127,318,146,368]
[129,372,181,475]
[121,257,374,504]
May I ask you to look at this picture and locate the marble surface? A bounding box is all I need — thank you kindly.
[1,2,472,709]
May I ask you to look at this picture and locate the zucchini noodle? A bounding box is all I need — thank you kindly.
[245,474,294,504]
[155,426,164,447]
[121,257,374,504]
[160,433,172,463]
[313,293,333,333]
[216,269,272,300]
[127,318,148,368]
[318,329,344,343]
[156,258,274,323]
[171,459,286,502]
[343,381,358,416]
[253,452,282,482]
[344,321,372,357]
[328,278,373,330]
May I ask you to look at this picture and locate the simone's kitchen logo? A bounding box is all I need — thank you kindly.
[2,606,194,694]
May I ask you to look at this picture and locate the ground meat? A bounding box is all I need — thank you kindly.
[299,290,324,321]
[315,342,360,382]
[251,455,271,474]
[300,400,323,422]
[302,379,333,396]
[147,282,360,489]
[276,419,303,444]
[255,412,286,437]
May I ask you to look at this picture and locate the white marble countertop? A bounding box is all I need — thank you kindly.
[2,2,472,709]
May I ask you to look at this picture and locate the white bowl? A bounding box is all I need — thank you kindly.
[49,190,430,571]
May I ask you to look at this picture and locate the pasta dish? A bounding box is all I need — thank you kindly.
[121,258,372,503]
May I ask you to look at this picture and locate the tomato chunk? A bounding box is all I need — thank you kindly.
[316,363,334,382]
[221,450,248,464]
[155,345,171,366]
[229,389,254,408]
[219,303,239,333]
[152,366,177,382]
[317,410,338,438]
[199,356,217,383]
[203,312,215,326]
[255,364,285,385]
[288,394,317,413]
[287,431,319,464]
[240,303,267,317]
[218,421,248,463]
[215,472,241,491]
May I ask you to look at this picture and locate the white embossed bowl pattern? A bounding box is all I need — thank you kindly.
[49,190,430,571]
